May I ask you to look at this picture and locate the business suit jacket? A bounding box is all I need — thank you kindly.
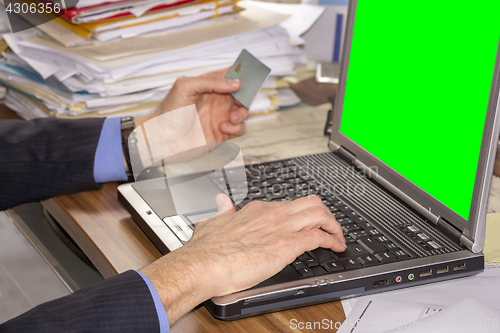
[1,271,160,332]
[0,118,160,332]
[0,117,106,210]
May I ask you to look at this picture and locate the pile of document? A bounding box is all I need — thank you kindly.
[0,0,314,120]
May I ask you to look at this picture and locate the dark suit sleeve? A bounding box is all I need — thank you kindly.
[0,117,106,210]
[0,270,160,333]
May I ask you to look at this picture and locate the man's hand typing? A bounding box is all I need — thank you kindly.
[140,195,346,324]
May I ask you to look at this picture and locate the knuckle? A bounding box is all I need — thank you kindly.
[307,195,323,206]
[175,76,188,86]
[246,200,265,210]
[309,205,328,219]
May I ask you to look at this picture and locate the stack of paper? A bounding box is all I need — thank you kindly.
[0,1,315,120]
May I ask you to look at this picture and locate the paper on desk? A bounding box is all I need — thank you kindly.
[384,298,500,333]
[340,298,500,333]
[18,2,288,63]
[337,298,444,333]
[342,267,500,318]
[484,213,500,263]
[243,1,325,40]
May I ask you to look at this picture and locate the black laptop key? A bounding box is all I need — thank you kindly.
[311,266,327,276]
[270,162,284,168]
[358,255,378,267]
[343,223,361,232]
[268,192,287,201]
[292,260,306,269]
[337,218,353,225]
[385,243,398,252]
[268,177,286,185]
[376,236,390,243]
[335,243,369,259]
[349,230,369,240]
[248,192,265,200]
[305,258,319,267]
[341,258,363,269]
[338,205,351,212]
[254,180,272,188]
[286,178,304,185]
[346,211,359,218]
[356,221,375,230]
[323,195,337,202]
[311,248,337,263]
[358,237,387,254]
[248,186,260,193]
[352,216,365,223]
[344,235,356,244]
[394,250,409,259]
[297,267,314,278]
[322,260,345,273]
[328,206,340,213]
[334,212,347,219]
[375,252,397,263]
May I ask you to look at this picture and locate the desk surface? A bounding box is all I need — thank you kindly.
[40,102,347,332]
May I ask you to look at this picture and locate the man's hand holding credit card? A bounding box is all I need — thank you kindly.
[225,49,272,108]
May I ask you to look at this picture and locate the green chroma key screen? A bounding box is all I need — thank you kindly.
[340,1,499,220]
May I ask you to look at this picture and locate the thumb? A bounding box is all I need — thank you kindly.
[215,193,236,215]
[191,74,241,95]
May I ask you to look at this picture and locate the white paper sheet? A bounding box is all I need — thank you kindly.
[342,267,500,330]
[337,298,444,333]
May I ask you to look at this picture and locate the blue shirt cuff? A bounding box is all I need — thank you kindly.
[135,270,170,333]
[93,117,128,183]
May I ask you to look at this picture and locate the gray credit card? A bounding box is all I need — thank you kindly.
[225,49,271,108]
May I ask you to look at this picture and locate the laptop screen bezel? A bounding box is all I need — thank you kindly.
[330,0,500,251]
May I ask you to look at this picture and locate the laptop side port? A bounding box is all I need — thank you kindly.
[436,266,449,274]
[419,269,432,277]
[453,263,467,271]
[373,279,390,288]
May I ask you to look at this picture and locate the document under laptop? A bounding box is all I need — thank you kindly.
[118,0,500,320]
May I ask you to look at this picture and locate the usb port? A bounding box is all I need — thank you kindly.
[373,279,390,288]
[453,263,467,271]
[436,266,449,274]
[419,269,432,277]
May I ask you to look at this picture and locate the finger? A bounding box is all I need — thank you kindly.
[181,74,240,96]
[229,107,249,125]
[287,205,343,236]
[299,228,347,253]
[219,122,246,136]
[208,67,231,77]
[215,193,236,214]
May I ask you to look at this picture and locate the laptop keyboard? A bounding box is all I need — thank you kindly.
[233,160,412,278]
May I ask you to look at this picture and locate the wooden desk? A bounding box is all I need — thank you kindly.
[40,103,347,332]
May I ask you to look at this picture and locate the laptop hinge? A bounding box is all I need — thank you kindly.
[436,217,462,245]
[328,140,341,152]
[337,145,357,165]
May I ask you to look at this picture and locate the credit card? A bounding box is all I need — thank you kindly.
[225,49,271,108]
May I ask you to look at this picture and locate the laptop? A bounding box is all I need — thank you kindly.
[118,0,500,320]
